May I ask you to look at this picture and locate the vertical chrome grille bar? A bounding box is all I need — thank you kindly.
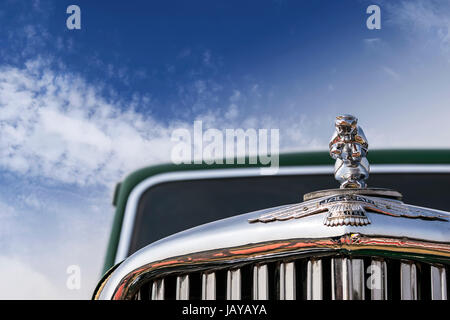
[151,279,165,300]
[369,260,388,300]
[227,269,241,300]
[332,258,352,300]
[202,272,216,300]
[307,259,323,300]
[431,266,447,300]
[176,275,189,300]
[279,262,296,300]
[253,264,269,300]
[351,259,365,300]
[400,262,417,300]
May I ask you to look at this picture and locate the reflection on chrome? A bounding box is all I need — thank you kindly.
[94,115,449,300]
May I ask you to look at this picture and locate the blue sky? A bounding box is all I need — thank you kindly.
[0,0,449,298]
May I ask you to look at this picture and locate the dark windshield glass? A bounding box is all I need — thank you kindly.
[128,173,450,255]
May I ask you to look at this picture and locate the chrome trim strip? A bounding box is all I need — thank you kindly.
[151,279,164,300]
[332,258,352,300]
[351,259,365,300]
[307,259,323,300]
[115,164,450,263]
[202,272,216,300]
[279,262,296,300]
[227,269,241,300]
[176,275,189,300]
[370,260,388,300]
[400,262,417,300]
[253,264,269,300]
[431,266,447,300]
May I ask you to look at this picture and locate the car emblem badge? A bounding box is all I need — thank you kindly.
[320,194,372,226]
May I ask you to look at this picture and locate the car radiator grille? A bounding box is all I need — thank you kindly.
[131,256,448,300]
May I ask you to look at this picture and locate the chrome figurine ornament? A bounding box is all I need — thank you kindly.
[249,114,449,227]
[329,114,369,189]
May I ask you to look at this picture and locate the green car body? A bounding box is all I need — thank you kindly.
[102,149,450,275]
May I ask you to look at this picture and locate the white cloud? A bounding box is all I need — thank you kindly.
[387,0,450,57]
[363,37,381,46]
[0,256,59,299]
[229,90,241,102]
[0,59,177,186]
[382,66,400,80]
[224,103,239,120]
[0,58,331,189]
[0,200,17,218]
[203,50,211,66]
[0,193,111,300]
[0,200,23,238]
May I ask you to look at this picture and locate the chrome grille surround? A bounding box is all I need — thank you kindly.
[94,199,450,300]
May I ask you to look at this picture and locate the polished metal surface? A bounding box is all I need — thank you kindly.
[332,258,352,300]
[227,269,241,300]
[115,163,450,263]
[351,259,365,300]
[253,264,269,300]
[329,114,369,189]
[431,266,447,300]
[325,199,371,227]
[202,272,216,300]
[249,192,448,227]
[330,258,365,300]
[304,188,402,201]
[400,262,417,300]
[176,275,189,300]
[369,260,388,300]
[96,203,450,299]
[151,279,164,300]
[307,259,323,300]
[279,262,296,300]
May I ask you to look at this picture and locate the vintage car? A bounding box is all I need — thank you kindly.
[93,115,450,300]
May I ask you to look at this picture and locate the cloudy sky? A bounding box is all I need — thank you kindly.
[0,0,449,299]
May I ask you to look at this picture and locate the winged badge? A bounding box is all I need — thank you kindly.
[248,194,449,227]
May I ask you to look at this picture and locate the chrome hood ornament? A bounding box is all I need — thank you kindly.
[249,114,448,226]
[329,114,369,189]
